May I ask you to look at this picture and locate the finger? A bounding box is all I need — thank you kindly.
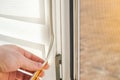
[9,72,17,80]
[20,57,42,71]
[0,72,9,80]
[31,54,44,63]
[16,71,24,80]
[16,46,44,63]
[43,62,49,70]
[39,70,44,77]
[23,75,31,80]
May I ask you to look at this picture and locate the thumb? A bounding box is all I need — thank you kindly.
[20,57,42,71]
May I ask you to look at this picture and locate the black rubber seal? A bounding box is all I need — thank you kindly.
[69,0,74,80]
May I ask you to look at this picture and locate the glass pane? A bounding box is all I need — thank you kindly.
[0,0,45,19]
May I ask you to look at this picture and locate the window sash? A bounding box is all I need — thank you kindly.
[0,0,45,24]
[0,0,51,51]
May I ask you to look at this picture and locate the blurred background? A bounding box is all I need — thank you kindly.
[81,0,120,80]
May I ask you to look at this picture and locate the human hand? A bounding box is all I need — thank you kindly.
[0,45,49,80]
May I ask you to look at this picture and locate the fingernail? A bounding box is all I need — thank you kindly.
[37,63,42,68]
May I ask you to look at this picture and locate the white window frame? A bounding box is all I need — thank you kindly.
[53,0,71,80]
